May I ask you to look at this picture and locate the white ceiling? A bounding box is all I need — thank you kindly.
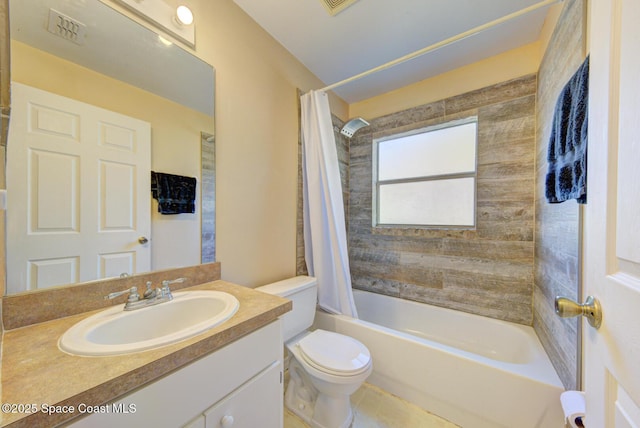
[233,0,555,103]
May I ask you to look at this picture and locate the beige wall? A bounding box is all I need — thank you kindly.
[186,0,347,286]
[349,43,541,120]
[1,0,8,301]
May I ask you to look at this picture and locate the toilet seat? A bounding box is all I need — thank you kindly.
[297,330,371,377]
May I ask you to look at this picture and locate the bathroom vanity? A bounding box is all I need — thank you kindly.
[67,321,283,428]
[0,270,291,428]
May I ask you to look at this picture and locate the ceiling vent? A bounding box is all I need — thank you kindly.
[47,9,87,46]
[319,0,361,16]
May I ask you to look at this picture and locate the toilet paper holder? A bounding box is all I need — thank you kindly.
[555,295,602,329]
[561,390,586,428]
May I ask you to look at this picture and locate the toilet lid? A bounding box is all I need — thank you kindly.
[297,330,371,375]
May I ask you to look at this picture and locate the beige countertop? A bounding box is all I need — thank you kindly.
[0,280,291,428]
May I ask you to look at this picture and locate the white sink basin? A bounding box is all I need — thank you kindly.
[59,290,239,356]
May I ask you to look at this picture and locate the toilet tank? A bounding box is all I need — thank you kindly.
[256,276,317,342]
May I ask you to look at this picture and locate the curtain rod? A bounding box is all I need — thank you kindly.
[319,0,563,93]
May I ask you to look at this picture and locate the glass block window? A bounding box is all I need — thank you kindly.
[373,118,477,228]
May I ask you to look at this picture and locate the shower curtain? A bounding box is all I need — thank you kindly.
[300,90,358,318]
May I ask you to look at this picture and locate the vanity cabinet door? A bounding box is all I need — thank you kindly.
[204,361,282,428]
[65,321,282,428]
[183,415,206,428]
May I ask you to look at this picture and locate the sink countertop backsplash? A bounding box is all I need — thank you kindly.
[2,263,222,329]
[0,262,292,428]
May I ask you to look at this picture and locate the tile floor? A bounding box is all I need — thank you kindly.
[283,383,459,428]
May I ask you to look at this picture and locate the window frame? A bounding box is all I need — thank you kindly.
[372,116,479,230]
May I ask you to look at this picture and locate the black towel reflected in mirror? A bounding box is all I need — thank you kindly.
[151,171,197,214]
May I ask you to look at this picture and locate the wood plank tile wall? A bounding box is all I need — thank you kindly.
[201,133,216,263]
[297,77,537,325]
[534,0,585,390]
[346,75,537,325]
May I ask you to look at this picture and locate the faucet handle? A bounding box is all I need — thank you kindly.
[104,286,140,302]
[143,281,157,299]
[160,277,185,300]
[161,277,186,288]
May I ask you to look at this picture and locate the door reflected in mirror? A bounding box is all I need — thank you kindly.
[6,0,215,294]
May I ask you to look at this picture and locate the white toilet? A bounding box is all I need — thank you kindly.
[257,276,372,428]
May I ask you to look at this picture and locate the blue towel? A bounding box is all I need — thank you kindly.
[545,56,589,204]
[151,171,197,214]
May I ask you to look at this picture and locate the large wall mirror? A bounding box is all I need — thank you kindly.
[5,0,215,295]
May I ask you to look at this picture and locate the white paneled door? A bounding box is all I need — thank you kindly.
[6,83,151,294]
[585,0,640,426]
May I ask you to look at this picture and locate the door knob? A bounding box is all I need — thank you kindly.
[138,236,149,244]
[555,295,602,329]
[220,415,234,427]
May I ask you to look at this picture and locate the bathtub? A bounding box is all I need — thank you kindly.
[313,290,565,428]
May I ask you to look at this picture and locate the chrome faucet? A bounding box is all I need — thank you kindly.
[105,277,187,311]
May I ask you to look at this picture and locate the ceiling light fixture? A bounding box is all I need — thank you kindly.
[113,0,195,46]
[175,5,194,26]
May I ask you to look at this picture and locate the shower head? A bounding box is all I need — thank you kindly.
[340,117,370,138]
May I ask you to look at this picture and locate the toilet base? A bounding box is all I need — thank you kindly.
[285,358,354,428]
